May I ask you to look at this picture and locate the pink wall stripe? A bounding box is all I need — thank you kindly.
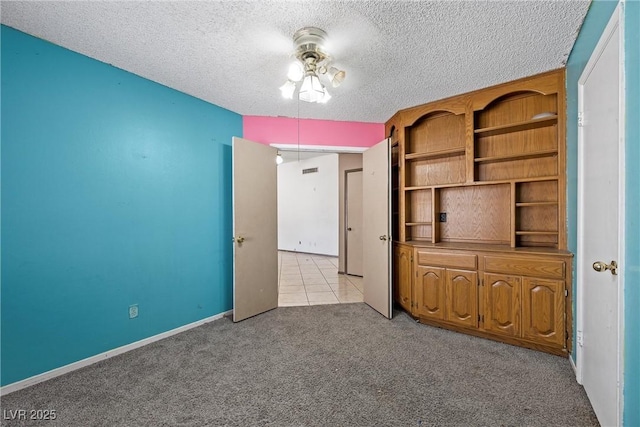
[243,115,385,148]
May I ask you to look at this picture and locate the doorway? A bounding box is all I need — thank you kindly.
[276,149,364,306]
[576,5,625,426]
[345,169,363,276]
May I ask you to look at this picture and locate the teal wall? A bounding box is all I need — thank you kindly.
[566,1,640,424]
[1,26,240,386]
[622,1,639,424]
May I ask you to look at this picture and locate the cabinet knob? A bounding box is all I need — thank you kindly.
[347,227,352,231]
[379,235,388,241]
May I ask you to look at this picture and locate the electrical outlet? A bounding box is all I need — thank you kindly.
[439,212,447,222]
[129,304,139,319]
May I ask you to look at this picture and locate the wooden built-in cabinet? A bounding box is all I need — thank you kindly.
[393,243,412,313]
[393,244,571,355]
[389,69,572,356]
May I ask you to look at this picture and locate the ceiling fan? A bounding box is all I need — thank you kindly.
[279,27,346,104]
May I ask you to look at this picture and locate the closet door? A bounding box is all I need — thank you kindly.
[363,139,392,318]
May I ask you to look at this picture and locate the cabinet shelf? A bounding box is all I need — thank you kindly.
[405,186,432,191]
[474,115,558,137]
[405,147,465,161]
[405,176,559,192]
[474,149,557,164]
[406,237,432,243]
[516,201,558,207]
[406,222,433,226]
[515,231,559,236]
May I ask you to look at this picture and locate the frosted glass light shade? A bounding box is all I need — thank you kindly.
[298,74,325,103]
[327,67,346,88]
[279,80,296,99]
[287,62,304,82]
[319,89,331,104]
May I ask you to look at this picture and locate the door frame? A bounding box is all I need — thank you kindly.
[576,3,626,423]
[344,168,363,276]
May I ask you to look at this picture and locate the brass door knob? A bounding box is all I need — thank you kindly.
[235,236,245,244]
[592,260,618,275]
[379,235,388,241]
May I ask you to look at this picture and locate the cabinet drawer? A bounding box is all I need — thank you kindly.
[483,256,565,279]
[416,250,477,269]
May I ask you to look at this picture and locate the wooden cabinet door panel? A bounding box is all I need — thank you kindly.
[484,273,521,337]
[445,269,478,328]
[522,277,565,346]
[395,246,413,312]
[415,266,445,320]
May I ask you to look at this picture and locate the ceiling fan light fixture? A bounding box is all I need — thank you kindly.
[298,73,325,103]
[327,66,346,88]
[278,26,345,104]
[279,80,296,99]
[287,62,304,82]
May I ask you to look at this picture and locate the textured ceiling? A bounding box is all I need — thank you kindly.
[1,1,590,123]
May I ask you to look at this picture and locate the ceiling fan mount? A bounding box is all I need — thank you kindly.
[293,27,329,64]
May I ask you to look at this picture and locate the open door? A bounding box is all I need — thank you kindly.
[363,138,392,318]
[232,137,278,322]
[576,6,624,425]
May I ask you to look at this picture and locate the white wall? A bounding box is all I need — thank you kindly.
[278,153,339,256]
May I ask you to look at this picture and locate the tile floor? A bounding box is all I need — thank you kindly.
[278,251,364,306]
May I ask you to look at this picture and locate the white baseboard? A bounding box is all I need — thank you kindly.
[569,353,578,376]
[0,309,233,396]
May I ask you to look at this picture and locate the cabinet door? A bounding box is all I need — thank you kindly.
[445,269,478,328]
[394,246,413,312]
[522,277,565,347]
[484,273,521,337]
[414,266,446,320]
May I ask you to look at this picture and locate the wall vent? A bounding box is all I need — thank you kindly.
[302,167,319,174]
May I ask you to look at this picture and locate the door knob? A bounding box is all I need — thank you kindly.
[347,227,352,231]
[379,235,387,241]
[592,260,617,275]
[235,236,245,244]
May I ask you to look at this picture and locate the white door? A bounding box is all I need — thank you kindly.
[233,137,278,322]
[363,139,392,318]
[577,6,624,426]
[346,169,363,276]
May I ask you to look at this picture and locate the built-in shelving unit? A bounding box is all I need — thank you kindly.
[391,73,565,249]
[388,69,572,356]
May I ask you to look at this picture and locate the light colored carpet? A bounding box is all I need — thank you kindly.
[1,304,598,426]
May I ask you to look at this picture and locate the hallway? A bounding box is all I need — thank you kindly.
[278,251,364,306]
